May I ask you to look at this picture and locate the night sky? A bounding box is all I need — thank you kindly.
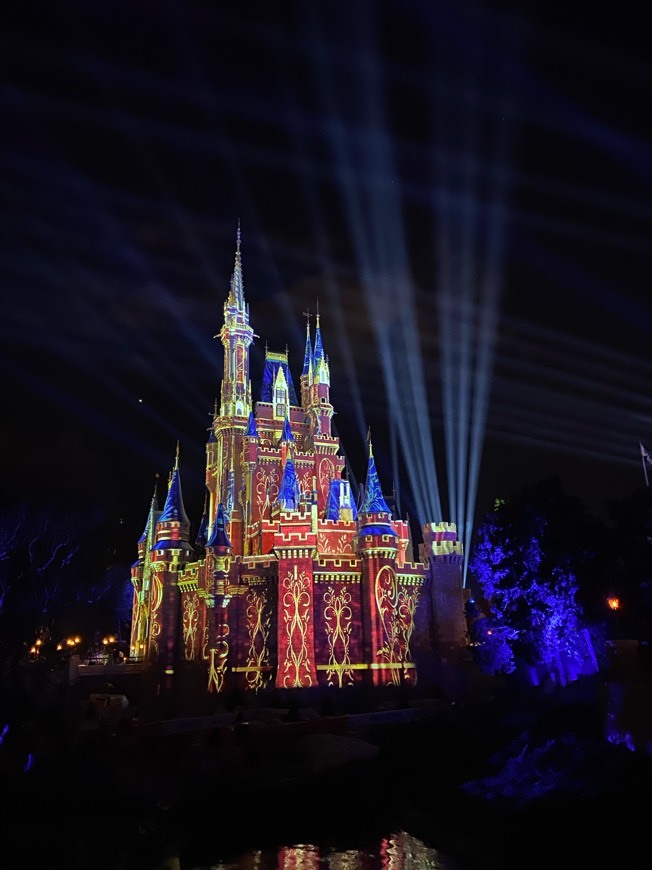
[2,0,651,558]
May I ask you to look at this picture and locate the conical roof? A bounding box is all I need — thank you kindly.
[276,457,301,511]
[360,439,392,515]
[245,410,259,437]
[137,478,160,544]
[206,502,232,549]
[159,446,190,524]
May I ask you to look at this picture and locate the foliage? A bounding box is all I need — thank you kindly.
[468,477,599,681]
[0,500,128,645]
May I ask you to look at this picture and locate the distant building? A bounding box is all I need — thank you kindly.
[129,226,466,697]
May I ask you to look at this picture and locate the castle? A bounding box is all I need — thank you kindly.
[129,227,467,698]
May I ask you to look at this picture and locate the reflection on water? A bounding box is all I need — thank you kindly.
[195,830,463,869]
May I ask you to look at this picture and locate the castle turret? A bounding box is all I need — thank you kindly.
[276,455,301,511]
[309,309,333,437]
[130,477,160,659]
[300,312,313,411]
[195,490,209,552]
[208,226,257,557]
[354,435,406,687]
[206,502,233,693]
[149,444,193,677]
[279,414,294,466]
[217,222,254,420]
[420,522,466,654]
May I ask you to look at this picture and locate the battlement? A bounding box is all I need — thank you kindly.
[421,521,459,541]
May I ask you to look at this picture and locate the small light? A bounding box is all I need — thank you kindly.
[607,597,620,611]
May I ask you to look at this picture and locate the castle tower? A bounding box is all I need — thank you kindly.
[300,312,313,411]
[129,477,160,660]
[148,443,193,677]
[217,221,254,420]
[421,523,467,663]
[205,502,233,693]
[354,436,405,687]
[208,224,256,557]
[308,309,333,438]
[273,456,318,689]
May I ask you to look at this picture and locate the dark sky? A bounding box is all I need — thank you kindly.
[2,0,652,556]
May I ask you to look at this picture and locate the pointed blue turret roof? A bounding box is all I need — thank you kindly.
[206,502,232,550]
[280,415,294,442]
[158,443,190,524]
[261,356,299,405]
[302,317,313,376]
[313,310,324,367]
[360,435,392,514]
[195,491,209,549]
[324,478,358,522]
[276,457,301,511]
[228,220,244,307]
[138,477,160,544]
[245,410,259,437]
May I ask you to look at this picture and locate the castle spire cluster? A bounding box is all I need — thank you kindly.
[129,226,467,698]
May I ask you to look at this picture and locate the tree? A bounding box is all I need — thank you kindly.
[0,501,107,644]
[468,477,602,684]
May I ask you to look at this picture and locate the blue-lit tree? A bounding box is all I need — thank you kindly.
[468,478,601,684]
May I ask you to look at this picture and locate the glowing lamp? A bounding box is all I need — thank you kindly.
[607,597,620,611]
[56,644,62,651]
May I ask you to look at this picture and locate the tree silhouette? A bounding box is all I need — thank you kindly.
[468,477,603,683]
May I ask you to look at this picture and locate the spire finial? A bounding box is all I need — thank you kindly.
[175,440,180,469]
[367,427,373,456]
[316,297,320,327]
[229,221,244,306]
[303,308,311,332]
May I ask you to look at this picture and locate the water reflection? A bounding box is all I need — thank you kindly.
[196,830,463,869]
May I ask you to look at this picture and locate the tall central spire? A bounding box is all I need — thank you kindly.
[218,222,254,419]
[229,219,244,308]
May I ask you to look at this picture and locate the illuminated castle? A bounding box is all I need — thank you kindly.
[129,227,467,696]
